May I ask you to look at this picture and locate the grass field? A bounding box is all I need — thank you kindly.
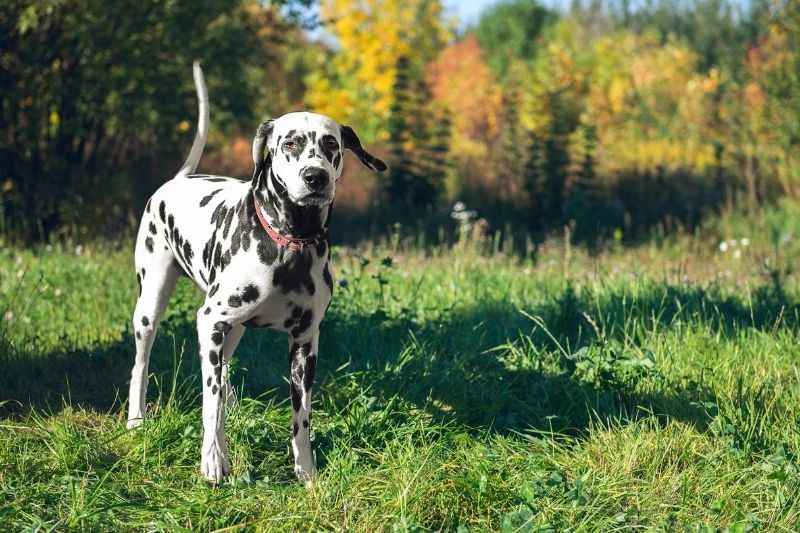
[2,204,800,531]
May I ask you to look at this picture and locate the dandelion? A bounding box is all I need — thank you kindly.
[733,249,741,259]
[55,288,63,297]
[3,311,13,321]
[74,245,84,255]
[16,269,23,278]
[740,238,750,247]
[719,241,729,252]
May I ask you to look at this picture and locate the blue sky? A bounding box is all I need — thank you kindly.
[445,0,501,26]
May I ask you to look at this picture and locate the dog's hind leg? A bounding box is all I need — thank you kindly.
[127,230,181,429]
[221,324,244,409]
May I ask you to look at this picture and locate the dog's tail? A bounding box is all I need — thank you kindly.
[174,61,209,179]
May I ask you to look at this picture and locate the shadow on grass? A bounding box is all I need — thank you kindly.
[2,279,797,443]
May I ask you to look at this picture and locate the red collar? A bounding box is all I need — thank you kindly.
[253,195,327,251]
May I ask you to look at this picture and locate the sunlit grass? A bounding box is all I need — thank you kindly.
[1,205,800,530]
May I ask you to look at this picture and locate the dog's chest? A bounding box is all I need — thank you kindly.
[237,247,333,336]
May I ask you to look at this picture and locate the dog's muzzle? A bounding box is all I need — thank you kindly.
[301,167,329,191]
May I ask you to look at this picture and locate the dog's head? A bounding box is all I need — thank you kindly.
[251,112,387,206]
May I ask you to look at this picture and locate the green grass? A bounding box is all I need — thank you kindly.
[2,206,800,530]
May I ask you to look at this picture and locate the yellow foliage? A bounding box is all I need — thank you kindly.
[306,0,452,142]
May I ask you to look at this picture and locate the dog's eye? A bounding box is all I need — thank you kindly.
[326,139,339,150]
[283,141,295,150]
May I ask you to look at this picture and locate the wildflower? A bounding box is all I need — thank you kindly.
[740,238,750,247]
[3,311,13,321]
[74,245,84,255]
[719,241,729,252]
[733,249,741,259]
[55,288,63,297]
[450,201,477,222]
[16,269,23,278]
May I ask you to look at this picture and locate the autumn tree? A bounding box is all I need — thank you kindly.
[305,0,451,143]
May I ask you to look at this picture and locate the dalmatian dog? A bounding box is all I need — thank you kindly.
[126,63,387,484]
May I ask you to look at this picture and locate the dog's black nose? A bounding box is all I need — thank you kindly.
[301,167,329,190]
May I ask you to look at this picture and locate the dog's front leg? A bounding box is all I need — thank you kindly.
[289,331,318,484]
[198,309,233,483]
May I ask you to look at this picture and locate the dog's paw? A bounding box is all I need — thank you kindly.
[294,464,315,488]
[126,418,143,430]
[201,445,231,484]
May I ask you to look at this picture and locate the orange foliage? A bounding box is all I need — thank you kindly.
[426,34,503,143]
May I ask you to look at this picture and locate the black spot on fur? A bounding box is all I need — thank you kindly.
[214,321,232,333]
[293,422,299,437]
[333,152,342,169]
[136,272,141,290]
[183,242,193,265]
[144,237,154,253]
[212,384,218,395]
[159,201,166,222]
[136,331,141,340]
[207,376,212,387]
[208,350,219,366]
[204,177,228,182]
[272,253,315,295]
[148,221,157,235]
[223,207,235,238]
[303,419,309,428]
[257,240,278,266]
[141,267,146,277]
[291,384,301,412]
[211,330,223,345]
[200,189,222,207]
[141,316,149,327]
[292,307,302,319]
[204,307,211,315]
[209,284,219,298]
[304,354,317,393]
[168,214,174,229]
[228,295,242,308]
[323,263,333,292]
[242,284,259,303]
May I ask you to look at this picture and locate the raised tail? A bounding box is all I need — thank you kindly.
[174,61,209,178]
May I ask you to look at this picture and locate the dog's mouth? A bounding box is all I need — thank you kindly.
[297,190,333,205]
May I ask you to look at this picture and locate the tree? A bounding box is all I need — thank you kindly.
[0,0,306,242]
[386,57,449,209]
[305,0,452,143]
[473,0,556,77]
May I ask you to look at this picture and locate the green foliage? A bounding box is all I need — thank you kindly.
[473,0,556,76]
[386,57,450,210]
[0,0,301,242]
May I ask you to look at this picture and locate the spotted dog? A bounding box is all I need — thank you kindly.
[126,63,387,484]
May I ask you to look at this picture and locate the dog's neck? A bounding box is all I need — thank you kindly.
[253,167,330,238]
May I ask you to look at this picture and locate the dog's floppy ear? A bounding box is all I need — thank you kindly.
[252,120,274,189]
[340,125,387,172]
